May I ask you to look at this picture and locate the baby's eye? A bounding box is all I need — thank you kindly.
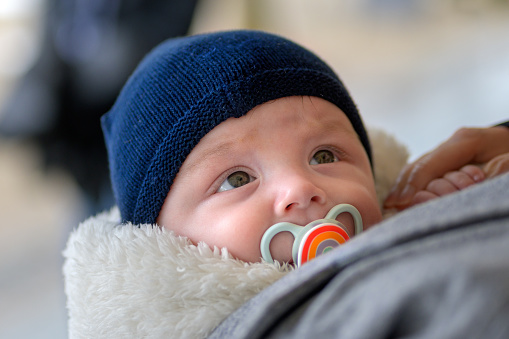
[217,171,255,192]
[310,149,338,165]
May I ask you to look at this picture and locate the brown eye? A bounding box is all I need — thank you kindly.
[227,171,250,188]
[310,150,337,165]
[217,171,254,192]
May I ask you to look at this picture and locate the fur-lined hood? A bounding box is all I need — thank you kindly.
[63,128,408,338]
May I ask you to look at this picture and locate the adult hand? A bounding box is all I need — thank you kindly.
[384,126,509,210]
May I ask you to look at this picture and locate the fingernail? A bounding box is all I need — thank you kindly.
[473,172,485,182]
[399,185,416,205]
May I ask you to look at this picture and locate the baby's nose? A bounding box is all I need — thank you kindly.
[274,173,326,217]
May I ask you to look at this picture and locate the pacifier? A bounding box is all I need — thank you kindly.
[260,204,363,266]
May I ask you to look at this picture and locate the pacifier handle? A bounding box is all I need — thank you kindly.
[260,222,301,264]
[325,204,363,235]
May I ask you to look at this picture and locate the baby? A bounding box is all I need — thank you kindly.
[102,30,383,264]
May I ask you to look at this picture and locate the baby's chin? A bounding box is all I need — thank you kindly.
[230,242,293,264]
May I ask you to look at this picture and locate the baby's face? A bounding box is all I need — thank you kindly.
[157,96,382,263]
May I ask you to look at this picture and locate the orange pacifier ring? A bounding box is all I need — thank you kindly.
[260,204,363,266]
[298,222,350,265]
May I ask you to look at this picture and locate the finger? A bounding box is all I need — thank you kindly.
[459,164,485,183]
[426,178,459,196]
[408,190,439,208]
[384,162,418,208]
[484,153,509,178]
[442,169,478,190]
[471,127,509,163]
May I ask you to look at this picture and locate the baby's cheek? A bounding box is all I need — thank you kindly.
[360,201,383,231]
[217,222,263,262]
[335,213,355,236]
[268,232,294,263]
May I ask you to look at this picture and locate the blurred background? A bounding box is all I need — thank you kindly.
[1,0,508,337]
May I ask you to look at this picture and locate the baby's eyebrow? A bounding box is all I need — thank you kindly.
[183,139,237,174]
[317,117,353,134]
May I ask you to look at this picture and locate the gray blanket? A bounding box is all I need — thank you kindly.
[210,173,509,339]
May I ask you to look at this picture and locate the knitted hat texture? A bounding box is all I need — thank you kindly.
[102,30,371,225]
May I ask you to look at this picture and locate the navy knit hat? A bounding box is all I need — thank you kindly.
[102,30,371,225]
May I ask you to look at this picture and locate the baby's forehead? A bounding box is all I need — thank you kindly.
[181,96,358,170]
[224,96,357,136]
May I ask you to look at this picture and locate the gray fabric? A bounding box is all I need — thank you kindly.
[209,173,509,339]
